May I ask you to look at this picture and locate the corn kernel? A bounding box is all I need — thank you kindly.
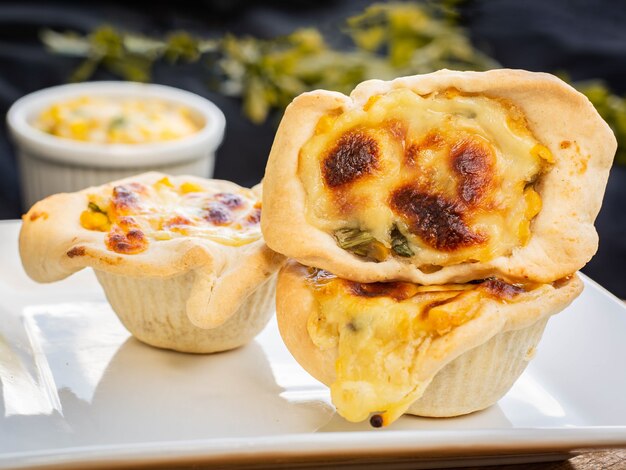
[518,188,543,244]
[315,114,337,134]
[531,144,554,163]
[443,88,460,99]
[428,291,480,335]
[524,188,542,219]
[363,95,381,111]
[367,241,390,262]
[518,219,531,245]
[69,121,89,141]
[155,177,174,188]
[160,129,178,140]
[153,230,173,240]
[49,104,61,121]
[180,182,204,194]
[109,129,125,143]
[80,210,109,231]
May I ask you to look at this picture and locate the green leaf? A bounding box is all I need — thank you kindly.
[243,75,271,124]
[124,34,166,58]
[40,29,91,57]
[69,57,101,82]
[164,31,201,63]
[287,28,326,53]
[89,25,124,58]
[103,54,153,82]
[351,27,386,52]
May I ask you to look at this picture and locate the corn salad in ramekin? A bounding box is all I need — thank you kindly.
[7,82,225,210]
[35,96,200,144]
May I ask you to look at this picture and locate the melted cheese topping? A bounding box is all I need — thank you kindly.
[306,270,540,426]
[36,96,199,144]
[299,88,551,266]
[80,177,262,254]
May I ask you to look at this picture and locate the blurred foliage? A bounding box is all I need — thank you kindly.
[344,2,497,71]
[217,28,393,124]
[40,2,496,124]
[41,1,624,164]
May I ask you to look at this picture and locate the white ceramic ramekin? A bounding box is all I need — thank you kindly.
[7,81,226,210]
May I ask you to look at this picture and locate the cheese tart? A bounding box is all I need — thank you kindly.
[262,69,616,285]
[276,261,583,426]
[20,172,285,353]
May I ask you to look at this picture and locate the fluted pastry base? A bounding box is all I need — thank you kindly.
[408,318,549,417]
[95,270,276,354]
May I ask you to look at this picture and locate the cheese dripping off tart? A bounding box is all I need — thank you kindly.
[276,262,583,426]
[19,173,285,353]
[262,69,616,285]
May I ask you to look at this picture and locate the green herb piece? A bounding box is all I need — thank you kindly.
[88,202,106,213]
[334,227,388,261]
[390,225,414,257]
[109,116,126,129]
[335,227,376,254]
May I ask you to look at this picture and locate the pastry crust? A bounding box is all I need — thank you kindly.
[406,316,549,417]
[94,269,277,353]
[20,172,285,331]
[276,261,583,418]
[262,69,616,284]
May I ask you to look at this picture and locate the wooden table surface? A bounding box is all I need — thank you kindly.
[471,448,626,469]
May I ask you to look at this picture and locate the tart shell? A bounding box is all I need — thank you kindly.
[262,69,616,284]
[19,172,285,352]
[276,261,583,418]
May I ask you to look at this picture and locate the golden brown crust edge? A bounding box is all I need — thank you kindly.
[19,171,285,329]
[276,261,583,391]
[262,69,616,284]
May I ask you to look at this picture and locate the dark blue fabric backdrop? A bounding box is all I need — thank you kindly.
[1,0,624,296]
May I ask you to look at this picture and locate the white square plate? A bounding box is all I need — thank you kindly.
[0,221,625,469]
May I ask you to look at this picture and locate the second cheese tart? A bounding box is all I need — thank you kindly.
[277,261,583,426]
[262,69,616,285]
[20,172,285,353]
